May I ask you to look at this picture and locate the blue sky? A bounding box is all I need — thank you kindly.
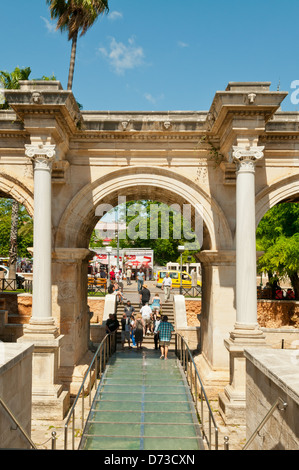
[1,0,299,111]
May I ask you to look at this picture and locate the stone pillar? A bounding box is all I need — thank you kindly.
[219,144,266,425]
[18,143,69,420]
[24,143,57,335]
[233,144,264,331]
[196,250,236,398]
[52,248,95,395]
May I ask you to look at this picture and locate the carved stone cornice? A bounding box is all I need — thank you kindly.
[4,81,82,138]
[206,84,288,137]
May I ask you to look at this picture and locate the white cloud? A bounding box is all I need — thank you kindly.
[144,92,165,105]
[178,41,189,48]
[41,16,57,34]
[99,37,145,75]
[108,11,123,21]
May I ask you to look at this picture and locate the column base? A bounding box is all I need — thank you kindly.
[229,322,266,343]
[32,391,70,421]
[218,323,267,425]
[17,319,70,420]
[218,390,247,426]
[21,317,59,340]
[195,353,229,400]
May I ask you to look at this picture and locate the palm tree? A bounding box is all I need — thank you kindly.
[0,67,31,109]
[46,0,109,90]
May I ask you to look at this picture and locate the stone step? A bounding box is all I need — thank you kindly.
[116,301,175,345]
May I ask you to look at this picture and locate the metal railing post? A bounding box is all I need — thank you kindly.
[51,431,57,450]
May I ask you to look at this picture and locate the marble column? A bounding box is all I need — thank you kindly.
[18,143,69,420]
[24,143,58,336]
[233,145,265,336]
[218,145,266,425]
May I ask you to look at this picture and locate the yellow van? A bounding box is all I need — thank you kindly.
[156,270,201,289]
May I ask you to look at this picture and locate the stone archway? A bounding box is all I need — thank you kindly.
[55,166,233,251]
[256,174,299,227]
[52,166,235,388]
[0,173,34,217]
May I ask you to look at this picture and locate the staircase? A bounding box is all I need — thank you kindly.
[115,300,175,348]
[79,349,205,451]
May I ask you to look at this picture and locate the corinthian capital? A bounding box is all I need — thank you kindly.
[25,144,56,171]
[232,145,264,172]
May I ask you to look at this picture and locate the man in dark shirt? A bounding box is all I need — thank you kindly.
[140,284,151,306]
[105,314,119,334]
[124,300,135,318]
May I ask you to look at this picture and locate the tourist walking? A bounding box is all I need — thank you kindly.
[140,283,151,306]
[115,270,124,292]
[162,272,172,302]
[151,293,161,314]
[153,313,161,350]
[130,314,136,347]
[133,313,145,349]
[140,302,153,335]
[121,313,132,350]
[105,313,119,335]
[137,269,145,293]
[126,267,132,285]
[157,315,174,360]
[110,268,116,282]
[124,300,135,318]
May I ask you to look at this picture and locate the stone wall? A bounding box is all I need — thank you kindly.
[185,299,201,327]
[0,343,33,449]
[185,298,299,330]
[257,300,299,328]
[88,297,105,324]
[244,348,299,450]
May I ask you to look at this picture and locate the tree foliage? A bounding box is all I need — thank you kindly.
[93,200,201,266]
[0,66,56,109]
[0,66,31,109]
[257,202,299,297]
[0,199,33,258]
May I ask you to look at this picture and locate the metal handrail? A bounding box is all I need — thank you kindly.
[64,332,116,450]
[0,396,37,449]
[175,333,219,450]
[242,397,287,450]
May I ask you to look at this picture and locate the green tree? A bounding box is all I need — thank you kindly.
[257,203,299,298]
[46,0,109,90]
[0,66,31,109]
[94,200,201,266]
[0,67,57,109]
[0,199,33,259]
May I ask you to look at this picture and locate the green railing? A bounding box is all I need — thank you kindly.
[64,332,116,450]
[175,333,219,450]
